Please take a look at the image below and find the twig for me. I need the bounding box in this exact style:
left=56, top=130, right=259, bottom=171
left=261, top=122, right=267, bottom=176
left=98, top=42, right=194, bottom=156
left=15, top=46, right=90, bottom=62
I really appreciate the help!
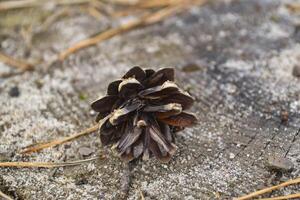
left=260, top=193, right=300, bottom=200
left=0, top=52, right=34, bottom=71
left=236, top=177, right=300, bottom=200
left=0, top=0, right=93, bottom=11
left=58, top=0, right=207, bottom=60
left=119, top=162, right=132, bottom=199
left=0, top=190, right=13, bottom=200
left=0, top=157, right=100, bottom=168
left=20, top=124, right=98, bottom=154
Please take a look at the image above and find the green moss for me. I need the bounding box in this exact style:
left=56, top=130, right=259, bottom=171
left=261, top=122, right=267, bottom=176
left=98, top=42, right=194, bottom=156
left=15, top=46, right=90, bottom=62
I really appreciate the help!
left=79, top=92, right=87, bottom=101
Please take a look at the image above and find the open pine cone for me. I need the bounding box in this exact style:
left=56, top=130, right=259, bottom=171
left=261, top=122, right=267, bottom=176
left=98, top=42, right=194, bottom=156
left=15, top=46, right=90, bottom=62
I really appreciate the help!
left=91, top=67, right=197, bottom=162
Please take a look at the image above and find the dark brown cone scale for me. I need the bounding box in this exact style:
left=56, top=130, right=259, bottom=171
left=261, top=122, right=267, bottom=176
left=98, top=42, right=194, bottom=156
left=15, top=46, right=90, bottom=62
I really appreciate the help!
left=91, top=66, right=197, bottom=162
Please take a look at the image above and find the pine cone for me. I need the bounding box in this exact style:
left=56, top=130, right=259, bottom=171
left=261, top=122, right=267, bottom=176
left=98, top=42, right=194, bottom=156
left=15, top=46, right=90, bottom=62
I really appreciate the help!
left=91, top=67, right=197, bottom=162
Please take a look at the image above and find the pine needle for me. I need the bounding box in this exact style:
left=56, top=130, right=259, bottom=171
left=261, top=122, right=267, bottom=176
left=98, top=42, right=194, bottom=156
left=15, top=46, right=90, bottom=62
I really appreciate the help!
left=58, top=12, right=145, bottom=60
left=136, top=0, right=184, bottom=8
left=0, top=52, right=34, bottom=71
left=20, top=124, right=98, bottom=154
left=0, top=190, right=13, bottom=200
left=112, top=0, right=185, bottom=8
left=139, top=188, right=145, bottom=200
left=0, top=157, right=101, bottom=168
left=236, top=177, right=300, bottom=200
left=58, top=0, right=207, bottom=60
left=260, top=193, right=300, bottom=200
left=0, top=0, right=93, bottom=11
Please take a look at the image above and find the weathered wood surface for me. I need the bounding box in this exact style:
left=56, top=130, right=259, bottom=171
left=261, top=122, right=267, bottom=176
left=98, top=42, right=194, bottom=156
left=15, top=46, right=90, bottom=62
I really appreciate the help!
left=0, top=0, right=300, bottom=199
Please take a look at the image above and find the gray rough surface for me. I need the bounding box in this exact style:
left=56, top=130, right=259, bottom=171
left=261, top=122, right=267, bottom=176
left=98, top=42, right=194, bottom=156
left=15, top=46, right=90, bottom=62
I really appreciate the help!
left=0, top=0, right=300, bottom=199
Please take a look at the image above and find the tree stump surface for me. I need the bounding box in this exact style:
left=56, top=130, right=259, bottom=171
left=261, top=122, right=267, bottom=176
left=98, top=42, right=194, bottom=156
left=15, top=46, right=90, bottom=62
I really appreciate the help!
left=0, top=0, right=299, bottom=199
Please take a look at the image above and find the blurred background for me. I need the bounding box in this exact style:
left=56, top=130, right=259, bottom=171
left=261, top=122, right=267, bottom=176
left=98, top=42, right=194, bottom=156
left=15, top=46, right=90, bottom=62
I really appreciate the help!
left=0, top=0, right=207, bottom=73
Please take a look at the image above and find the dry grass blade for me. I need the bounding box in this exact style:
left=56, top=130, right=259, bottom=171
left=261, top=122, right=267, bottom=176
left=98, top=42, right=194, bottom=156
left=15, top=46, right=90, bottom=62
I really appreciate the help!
left=0, top=157, right=100, bottom=168
left=110, top=0, right=183, bottom=8
left=142, top=4, right=184, bottom=25
left=111, top=7, right=142, bottom=18
left=286, top=3, right=300, bottom=12
left=85, top=6, right=103, bottom=20
left=107, top=0, right=141, bottom=6
left=260, top=193, right=300, bottom=200
left=236, top=177, right=300, bottom=200
left=40, top=8, right=71, bottom=30
left=59, top=13, right=143, bottom=60
left=0, top=0, right=93, bottom=11
left=0, top=190, right=13, bottom=200
left=136, top=0, right=184, bottom=8
left=21, top=124, right=98, bottom=154
left=58, top=0, right=207, bottom=60
left=109, top=0, right=189, bottom=7
left=0, top=52, right=34, bottom=71
left=0, top=0, right=36, bottom=10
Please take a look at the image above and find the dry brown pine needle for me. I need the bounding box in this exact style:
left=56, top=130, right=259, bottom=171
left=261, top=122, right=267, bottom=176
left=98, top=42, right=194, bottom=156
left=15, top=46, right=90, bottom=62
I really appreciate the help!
left=58, top=6, right=179, bottom=60
left=0, top=52, right=34, bottom=71
left=21, top=124, right=98, bottom=154
left=136, top=0, right=185, bottom=8
left=259, top=193, right=300, bottom=200
left=58, top=0, right=208, bottom=60
left=0, top=157, right=101, bottom=168
left=236, top=177, right=300, bottom=200
left=0, top=0, right=93, bottom=11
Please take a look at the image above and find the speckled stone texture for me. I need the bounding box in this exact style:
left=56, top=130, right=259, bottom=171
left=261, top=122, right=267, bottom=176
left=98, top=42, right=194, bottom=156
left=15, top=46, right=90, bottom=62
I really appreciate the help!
left=0, top=0, right=300, bottom=199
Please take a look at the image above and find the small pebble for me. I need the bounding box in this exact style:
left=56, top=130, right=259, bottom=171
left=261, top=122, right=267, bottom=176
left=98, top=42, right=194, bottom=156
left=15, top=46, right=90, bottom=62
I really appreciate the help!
left=35, top=79, right=44, bottom=89
left=292, top=65, right=300, bottom=78
left=78, top=147, right=94, bottom=157
left=223, top=83, right=238, bottom=94
left=9, top=86, right=20, bottom=97
left=75, top=178, right=88, bottom=185
left=267, top=155, right=294, bottom=172
left=229, top=153, right=235, bottom=159
left=280, top=110, right=289, bottom=123
left=90, top=110, right=96, bottom=116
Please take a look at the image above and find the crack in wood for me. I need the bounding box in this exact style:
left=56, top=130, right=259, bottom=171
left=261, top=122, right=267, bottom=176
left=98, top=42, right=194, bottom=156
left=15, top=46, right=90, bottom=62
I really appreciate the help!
left=284, top=127, right=300, bottom=157
left=251, top=124, right=282, bottom=166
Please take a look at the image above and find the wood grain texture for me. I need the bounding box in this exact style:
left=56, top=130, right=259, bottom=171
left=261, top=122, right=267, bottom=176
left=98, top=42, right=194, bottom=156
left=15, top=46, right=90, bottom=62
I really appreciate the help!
left=0, top=0, right=299, bottom=199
